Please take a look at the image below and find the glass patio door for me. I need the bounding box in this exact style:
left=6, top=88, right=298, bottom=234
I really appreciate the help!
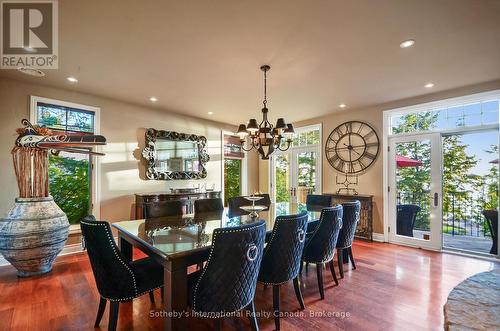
left=271, top=147, right=320, bottom=203
left=388, top=133, right=442, bottom=250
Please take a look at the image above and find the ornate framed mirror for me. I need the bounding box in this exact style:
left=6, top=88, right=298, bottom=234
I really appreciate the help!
left=142, top=129, right=209, bottom=180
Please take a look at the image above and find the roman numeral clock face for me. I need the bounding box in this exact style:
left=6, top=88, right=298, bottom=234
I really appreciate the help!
left=325, top=121, right=380, bottom=174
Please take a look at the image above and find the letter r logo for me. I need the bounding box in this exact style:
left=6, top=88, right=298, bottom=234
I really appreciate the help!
left=2, top=1, right=54, bottom=54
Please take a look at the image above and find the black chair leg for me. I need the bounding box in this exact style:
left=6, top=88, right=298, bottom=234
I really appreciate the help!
left=299, top=261, right=303, bottom=275
left=306, top=262, right=309, bottom=272
left=293, top=277, right=305, bottom=310
left=148, top=291, right=155, bottom=304
left=247, top=300, right=259, bottom=331
left=328, top=260, right=339, bottom=286
left=273, top=285, right=281, bottom=330
left=108, top=301, right=120, bottom=331
left=94, top=297, right=107, bottom=327
left=337, top=248, right=344, bottom=279
left=348, top=247, right=356, bottom=270
left=316, top=263, right=324, bottom=300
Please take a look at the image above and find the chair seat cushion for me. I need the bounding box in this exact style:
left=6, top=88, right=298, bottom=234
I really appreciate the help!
left=130, top=258, right=164, bottom=295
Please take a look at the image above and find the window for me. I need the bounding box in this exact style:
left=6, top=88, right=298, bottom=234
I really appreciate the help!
left=224, top=135, right=244, bottom=206
left=31, top=96, right=100, bottom=226
left=390, top=99, right=499, bottom=135
left=292, top=126, right=320, bottom=147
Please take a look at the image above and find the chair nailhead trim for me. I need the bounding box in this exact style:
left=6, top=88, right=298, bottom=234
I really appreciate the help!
left=81, top=220, right=139, bottom=300
left=102, top=285, right=164, bottom=302
left=192, top=222, right=264, bottom=315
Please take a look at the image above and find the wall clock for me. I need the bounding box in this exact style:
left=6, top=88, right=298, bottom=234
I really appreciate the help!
left=325, top=121, right=380, bottom=174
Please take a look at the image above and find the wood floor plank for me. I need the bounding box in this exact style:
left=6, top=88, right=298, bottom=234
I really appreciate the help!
left=0, top=242, right=497, bottom=331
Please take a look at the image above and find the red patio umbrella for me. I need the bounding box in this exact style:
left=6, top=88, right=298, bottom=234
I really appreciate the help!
left=489, top=158, right=498, bottom=164
left=396, top=155, right=422, bottom=167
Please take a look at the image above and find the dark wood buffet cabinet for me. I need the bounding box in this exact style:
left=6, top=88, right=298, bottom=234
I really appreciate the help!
left=135, top=191, right=222, bottom=219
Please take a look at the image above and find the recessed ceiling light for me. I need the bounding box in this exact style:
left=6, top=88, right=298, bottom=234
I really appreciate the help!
left=339, top=104, right=347, bottom=108
left=67, top=76, right=78, bottom=83
left=17, top=67, right=45, bottom=77
left=424, top=82, right=434, bottom=88
left=149, top=97, right=158, bottom=102
left=399, top=39, right=415, bottom=48
left=207, top=111, right=214, bottom=115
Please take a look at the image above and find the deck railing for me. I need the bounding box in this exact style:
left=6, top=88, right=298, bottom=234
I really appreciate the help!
left=397, top=191, right=493, bottom=238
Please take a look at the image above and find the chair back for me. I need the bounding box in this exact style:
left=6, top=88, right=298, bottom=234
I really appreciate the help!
left=143, top=200, right=184, bottom=218
left=337, top=201, right=361, bottom=248
left=194, top=198, right=224, bottom=214
left=258, top=212, right=308, bottom=284
left=192, top=221, right=266, bottom=314
left=306, top=194, right=333, bottom=210
left=483, top=210, right=498, bottom=254
left=396, top=204, right=421, bottom=237
left=80, top=215, right=137, bottom=301
left=303, top=206, right=343, bottom=263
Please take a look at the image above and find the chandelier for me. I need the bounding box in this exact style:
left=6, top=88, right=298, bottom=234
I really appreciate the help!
left=236, top=65, right=295, bottom=160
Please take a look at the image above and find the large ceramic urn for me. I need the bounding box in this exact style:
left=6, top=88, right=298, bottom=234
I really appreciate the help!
left=1, top=119, right=105, bottom=277
left=0, top=197, right=69, bottom=277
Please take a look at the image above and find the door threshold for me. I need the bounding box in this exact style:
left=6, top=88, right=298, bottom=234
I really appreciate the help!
left=442, top=247, right=499, bottom=262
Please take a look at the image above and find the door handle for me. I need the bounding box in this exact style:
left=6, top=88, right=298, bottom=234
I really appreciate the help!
left=434, top=192, right=439, bottom=207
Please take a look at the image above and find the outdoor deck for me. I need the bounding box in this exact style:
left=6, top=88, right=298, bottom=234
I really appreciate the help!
left=413, top=230, right=494, bottom=254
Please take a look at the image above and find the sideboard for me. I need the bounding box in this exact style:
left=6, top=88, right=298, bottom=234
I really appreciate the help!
left=135, top=191, right=222, bottom=219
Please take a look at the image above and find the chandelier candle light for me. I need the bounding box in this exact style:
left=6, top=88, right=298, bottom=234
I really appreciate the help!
left=237, top=65, right=295, bottom=160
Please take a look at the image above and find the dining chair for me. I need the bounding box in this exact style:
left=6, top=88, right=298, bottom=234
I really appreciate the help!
left=301, top=205, right=343, bottom=299
left=80, top=215, right=163, bottom=331
left=142, top=200, right=184, bottom=218
left=187, top=220, right=266, bottom=331
left=257, top=212, right=308, bottom=330
left=482, top=210, right=498, bottom=255
left=194, top=198, right=224, bottom=213
left=306, top=194, right=333, bottom=210
left=396, top=204, right=421, bottom=237
left=336, top=201, right=361, bottom=278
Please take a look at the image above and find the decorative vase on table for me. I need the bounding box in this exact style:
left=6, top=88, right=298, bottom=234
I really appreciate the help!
left=0, top=119, right=106, bottom=277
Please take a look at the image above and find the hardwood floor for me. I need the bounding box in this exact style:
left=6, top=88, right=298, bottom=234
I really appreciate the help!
left=0, top=241, right=498, bottom=331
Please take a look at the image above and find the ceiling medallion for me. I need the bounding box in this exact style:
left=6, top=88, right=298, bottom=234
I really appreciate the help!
left=236, top=65, right=295, bottom=160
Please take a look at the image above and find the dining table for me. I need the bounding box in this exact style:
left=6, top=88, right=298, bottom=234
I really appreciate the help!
left=112, top=202, right=322, bottom=331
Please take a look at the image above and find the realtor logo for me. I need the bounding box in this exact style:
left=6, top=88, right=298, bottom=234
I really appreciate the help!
left=1, top=0, right=58, bottom=69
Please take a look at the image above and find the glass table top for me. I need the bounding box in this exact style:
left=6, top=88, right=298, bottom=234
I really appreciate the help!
left=112, top=202, right=322, bottom=259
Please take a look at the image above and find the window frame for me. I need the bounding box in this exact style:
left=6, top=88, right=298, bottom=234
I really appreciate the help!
left=221, top=131, right=248, bottom=204
left=30, top=96, right=101, bottom=232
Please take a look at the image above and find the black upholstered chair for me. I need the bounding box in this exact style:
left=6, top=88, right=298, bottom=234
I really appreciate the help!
left=301, top=206, right=343, bottom=299
left=483, top=210, right=498, bottom=255
left=142, top=200, right=184, bottom=218
left=396, top=204, right=421, bottom=237
left=336, top=201, right=361, bottom=278
left=228, top=194, right=271, bottom=217
left=306, top=194, right=333, bottom=210
left=188, top=220, right=266, bottom=330
left=258, top=212, right=308, bottom=330
left=80, top=216, right=163, bottom=331
left=194, top=198, right=224, bottom=214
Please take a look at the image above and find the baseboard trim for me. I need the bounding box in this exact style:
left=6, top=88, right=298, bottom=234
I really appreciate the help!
left=0, top=242, right=84, bottom=268
left=372, top=232, right=385, bottom=242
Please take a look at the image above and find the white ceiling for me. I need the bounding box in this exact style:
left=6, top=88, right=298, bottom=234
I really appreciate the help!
left=2, top=0, right=500, bottom=125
